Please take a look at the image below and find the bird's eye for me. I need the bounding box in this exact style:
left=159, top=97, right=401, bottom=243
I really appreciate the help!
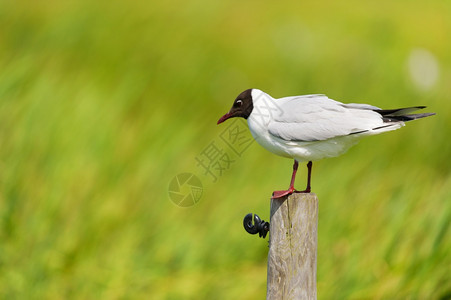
left=235, top=100, right=243, bottom=107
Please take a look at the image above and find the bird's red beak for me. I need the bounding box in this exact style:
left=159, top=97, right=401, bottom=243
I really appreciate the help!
left=217, top=112, right=232, bottom=124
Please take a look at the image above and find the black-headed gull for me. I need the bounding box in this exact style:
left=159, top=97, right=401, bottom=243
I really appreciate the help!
left=217, top=89, right=435, bottom=198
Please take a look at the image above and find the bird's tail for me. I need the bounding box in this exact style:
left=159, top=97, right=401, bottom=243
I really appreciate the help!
left=375, top=106, right=436, bottom=122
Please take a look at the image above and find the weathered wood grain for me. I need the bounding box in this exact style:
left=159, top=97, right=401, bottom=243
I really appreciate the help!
left=267, top=193, right=318, bottom=300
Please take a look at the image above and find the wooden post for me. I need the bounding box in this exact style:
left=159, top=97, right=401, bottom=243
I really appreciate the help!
left=267, top=193, right=318, bottom=300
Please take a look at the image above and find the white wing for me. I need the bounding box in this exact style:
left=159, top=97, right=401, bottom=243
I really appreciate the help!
left=268, top=95, right=385, bottom=141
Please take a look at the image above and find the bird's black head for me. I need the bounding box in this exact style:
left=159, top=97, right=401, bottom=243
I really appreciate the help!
left=217, top=89, right=254, bottom=124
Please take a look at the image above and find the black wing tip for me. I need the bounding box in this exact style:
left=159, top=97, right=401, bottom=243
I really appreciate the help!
left=411, top=112, right=436, bottom=119
left=405, top=112, right=436, bottom=120
left=383, top=112, right=436, bottom=122
left=376, top=106, right=427, bottom=116
left=375, top=105, right=435, bottom=122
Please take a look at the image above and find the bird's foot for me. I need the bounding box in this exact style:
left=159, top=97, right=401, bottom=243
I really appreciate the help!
left=271, top=187, right=311, bottom=199
left=271, top=189, right=293, bottom=199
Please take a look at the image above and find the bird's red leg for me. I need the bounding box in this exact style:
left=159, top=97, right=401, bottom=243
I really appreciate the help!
left=272, top=160, right=299, bottom=199
left=272, top=160, right=312, bottom=199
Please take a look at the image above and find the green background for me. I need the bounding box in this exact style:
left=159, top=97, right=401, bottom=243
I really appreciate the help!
left=1, top=0, right=450, bottom=299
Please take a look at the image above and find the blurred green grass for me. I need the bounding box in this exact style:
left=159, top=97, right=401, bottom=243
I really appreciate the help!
left=0, top=0, right=450, bottom=299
